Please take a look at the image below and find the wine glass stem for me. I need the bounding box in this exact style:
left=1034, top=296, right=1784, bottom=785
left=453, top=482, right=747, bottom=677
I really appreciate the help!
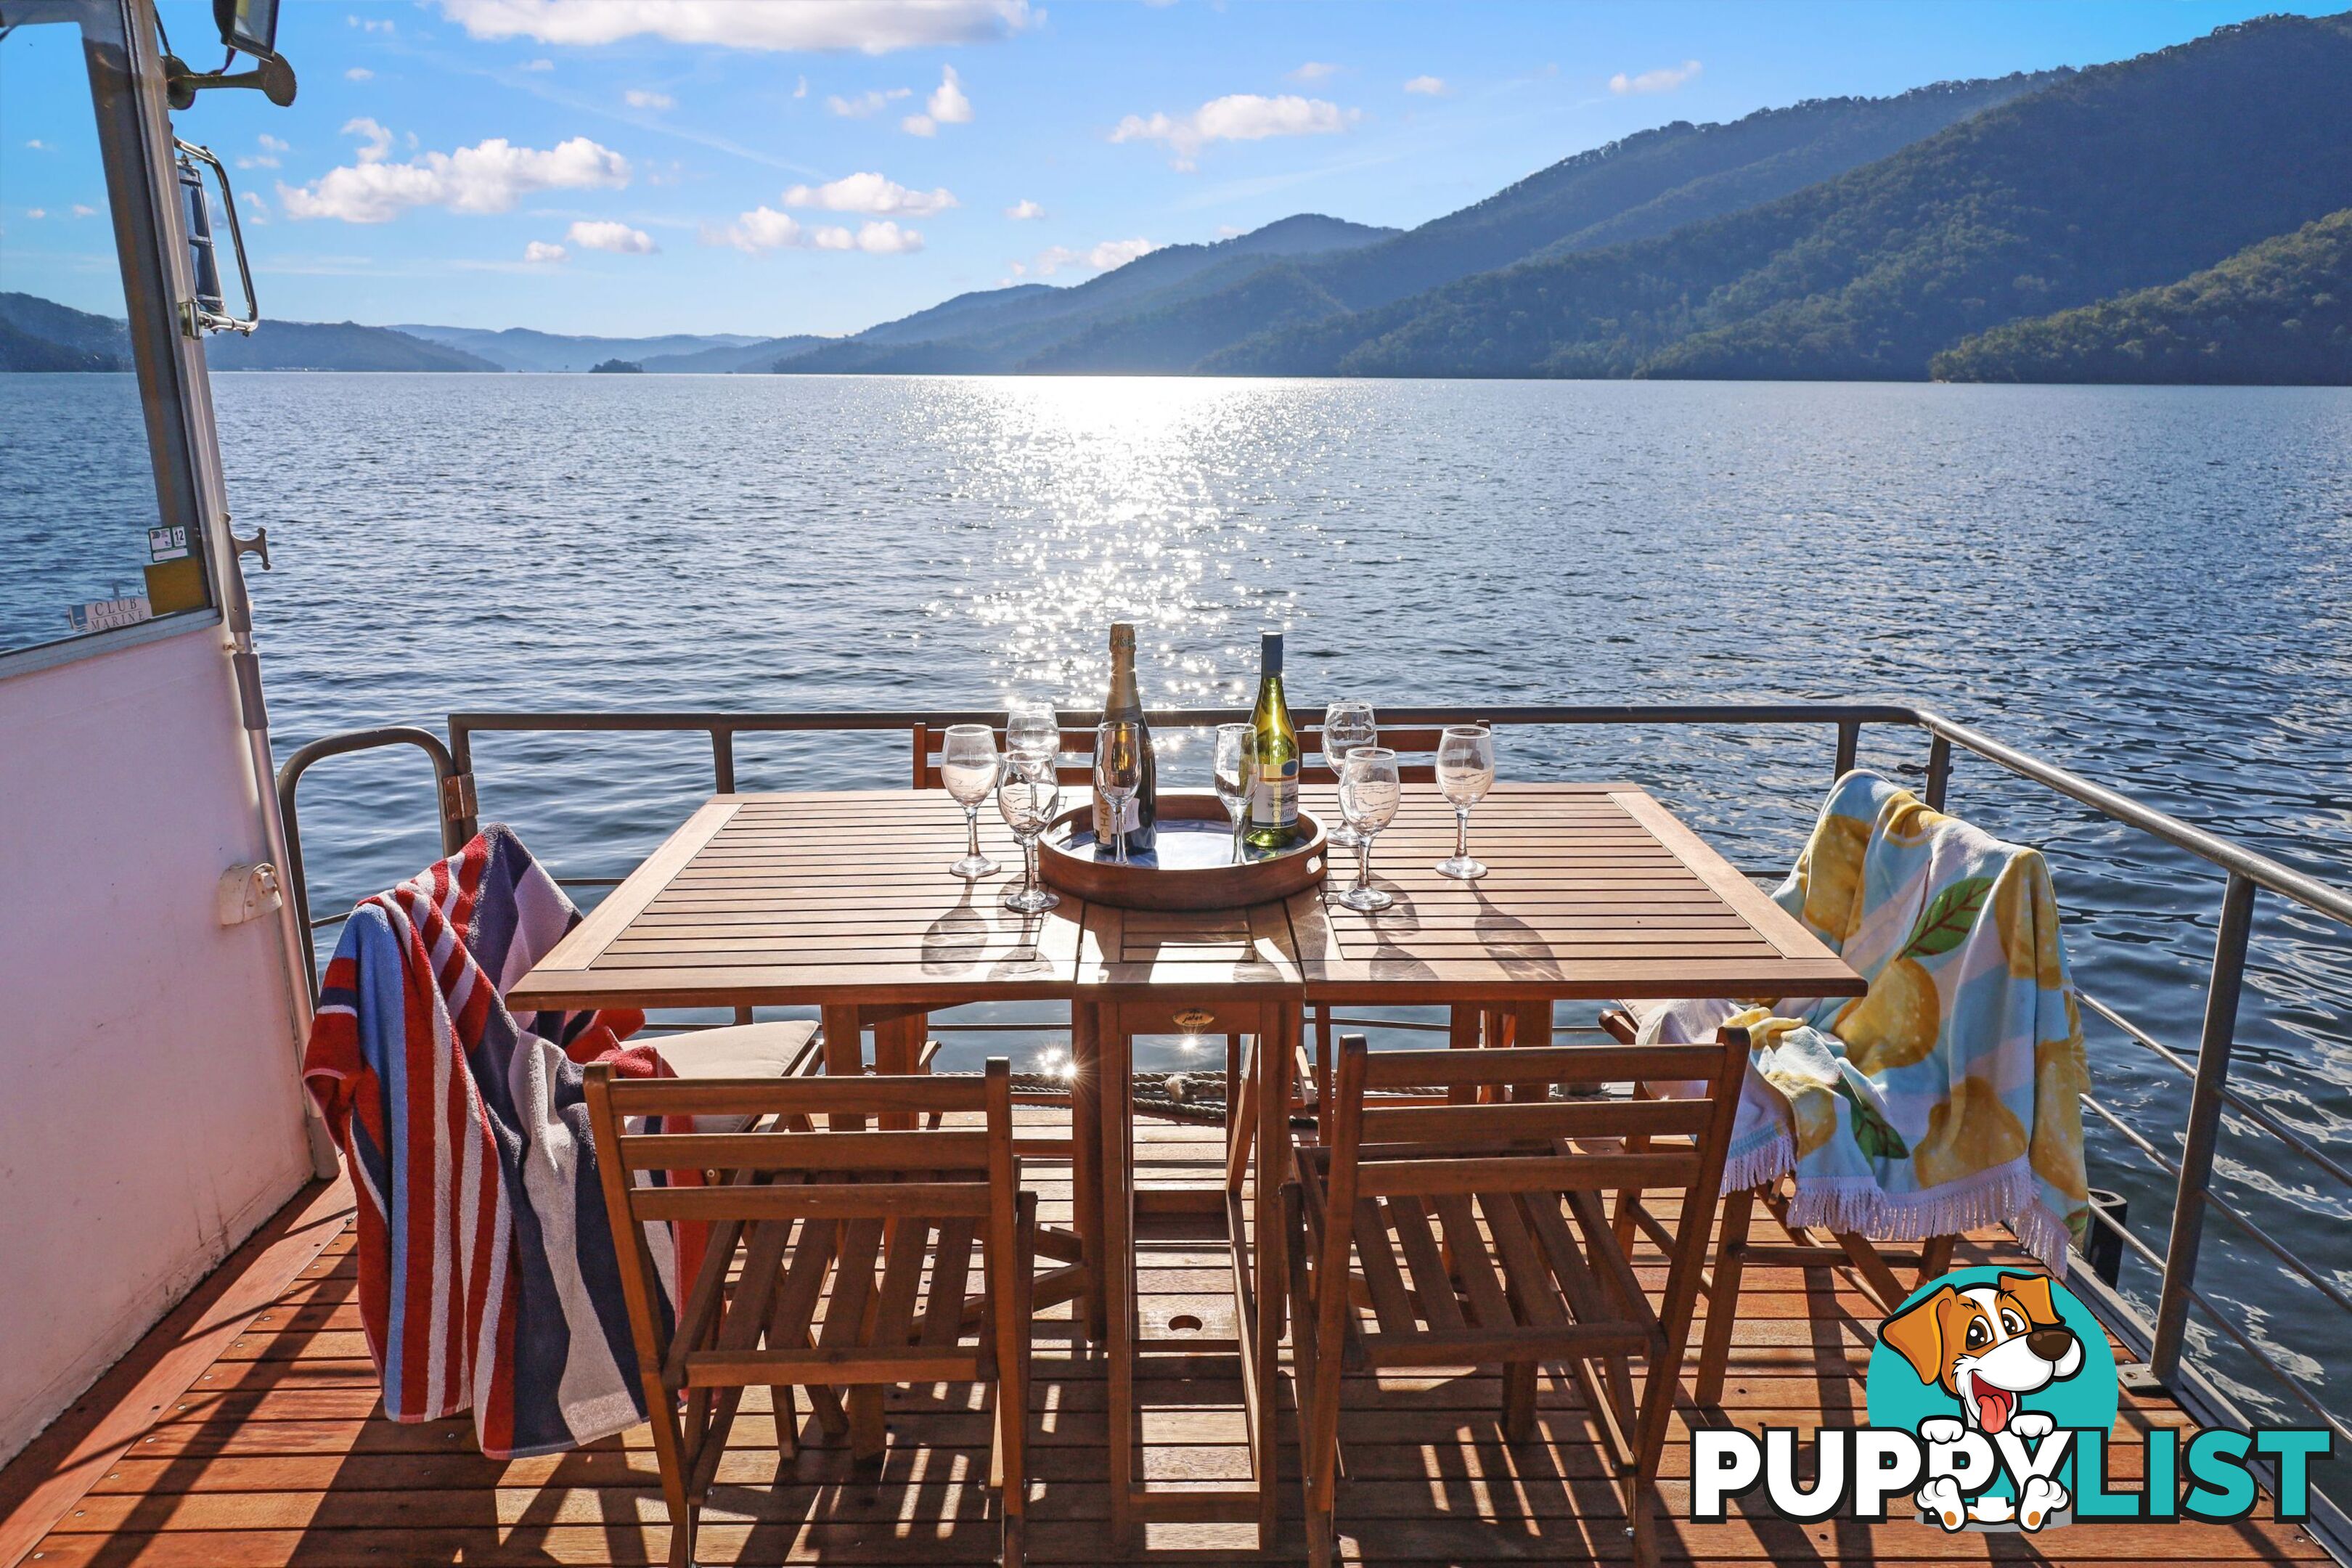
left=1453, top=805, right=1471, bottom=864
left=1355, top=834, right=1373, bottom=894
left=965, top=804, right=982, bottom=862
left=1022, top=833, right=1039, bottom=898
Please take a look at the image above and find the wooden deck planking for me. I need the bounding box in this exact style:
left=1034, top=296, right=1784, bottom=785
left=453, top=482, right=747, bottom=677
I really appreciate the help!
left=9, top=1117, right=2324, bottom=1568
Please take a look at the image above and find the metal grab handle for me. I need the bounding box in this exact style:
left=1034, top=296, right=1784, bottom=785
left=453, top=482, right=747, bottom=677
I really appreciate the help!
left=171, top=139, right=258, bottom=335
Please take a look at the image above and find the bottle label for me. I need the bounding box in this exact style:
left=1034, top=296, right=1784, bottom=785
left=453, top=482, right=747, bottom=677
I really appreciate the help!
left=1093, top=795, right=1139, bottom=840
left=1250, top=767, right=1298, bottom=828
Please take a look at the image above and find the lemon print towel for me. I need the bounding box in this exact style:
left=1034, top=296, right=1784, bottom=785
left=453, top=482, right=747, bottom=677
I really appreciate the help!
left=1638, top=770, right=2089, bottom=1272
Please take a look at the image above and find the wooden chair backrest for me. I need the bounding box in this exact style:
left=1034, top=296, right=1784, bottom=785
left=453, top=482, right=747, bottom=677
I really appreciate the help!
left=1323, top=1035, right=1751, bottom=1205
left=585, top=1062, right=1016, bottom=1379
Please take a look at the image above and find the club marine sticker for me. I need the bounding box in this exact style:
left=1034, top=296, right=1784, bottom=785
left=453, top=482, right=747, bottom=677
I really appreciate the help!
left=1691, top=1266, right=2332, bottom=1532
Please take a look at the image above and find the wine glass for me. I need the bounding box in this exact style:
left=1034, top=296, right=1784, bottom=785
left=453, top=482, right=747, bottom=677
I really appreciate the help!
left=1005, top=701, right=1061, bottom=775
left=939, top=723, right=1000, bottom=881
left=1334, top=748, right=1401, bottom=912
left=1094, top=718, right=1145, bottom=867
left=997, top=761, right=1062, bottom=914
left=1321, top=701, right=1378, bottom=849
left=1212, top=722, right=1254, bottom=864
left=1434, top=724, right=1495, bottom=880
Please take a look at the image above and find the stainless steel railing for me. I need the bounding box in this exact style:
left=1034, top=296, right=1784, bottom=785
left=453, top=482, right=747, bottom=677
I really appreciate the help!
left=273, top=700, right=2352, bottom=1560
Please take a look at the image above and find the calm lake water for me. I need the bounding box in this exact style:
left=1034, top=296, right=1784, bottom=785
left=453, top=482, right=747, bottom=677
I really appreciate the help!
left=19, top=371, right=2352, bottom=1431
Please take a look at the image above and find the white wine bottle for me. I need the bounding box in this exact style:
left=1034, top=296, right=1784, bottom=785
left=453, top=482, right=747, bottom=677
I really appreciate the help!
left=1092, top=622, right=1157, bottom=854
left=1244, top=630, right=1301, bottom=852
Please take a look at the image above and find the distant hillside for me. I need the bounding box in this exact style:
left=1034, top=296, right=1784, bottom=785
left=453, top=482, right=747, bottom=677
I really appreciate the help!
left=0, top=292, right=130, bottom=369
left=206, top=321, right=501, bottom=372
left=772, top=214, right=1399, bottom=373
left=1932, top=209, right=2352, bottom=384
left=637, top=335, right=829, bottom=372
left=396, top=323, right=769, bottom=372
left=772, top=78, right=2054, bottom=377
left=1215, top=11, right=2352, bottom=379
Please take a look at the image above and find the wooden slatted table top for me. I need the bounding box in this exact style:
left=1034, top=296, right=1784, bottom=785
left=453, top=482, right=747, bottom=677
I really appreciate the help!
left=505, top=783, right=1860, bottom=1011
left=1289, top=781, right=1863, bottom=1003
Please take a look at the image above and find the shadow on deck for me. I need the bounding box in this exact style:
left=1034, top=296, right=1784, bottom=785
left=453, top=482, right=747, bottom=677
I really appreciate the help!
left=1, top=1119, right=2329, bottom=1567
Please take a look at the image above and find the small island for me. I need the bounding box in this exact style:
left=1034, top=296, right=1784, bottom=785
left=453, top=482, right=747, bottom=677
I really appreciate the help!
left=589, top=358, right=642, bottom=374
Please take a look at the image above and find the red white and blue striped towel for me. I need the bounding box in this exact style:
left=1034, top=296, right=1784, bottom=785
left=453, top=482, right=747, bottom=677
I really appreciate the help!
left=303, top=825, right=697, bottom=1458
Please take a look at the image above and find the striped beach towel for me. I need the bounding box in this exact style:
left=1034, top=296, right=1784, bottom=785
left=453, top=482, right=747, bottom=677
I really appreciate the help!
left=303, top=825, right=698, bottom=1458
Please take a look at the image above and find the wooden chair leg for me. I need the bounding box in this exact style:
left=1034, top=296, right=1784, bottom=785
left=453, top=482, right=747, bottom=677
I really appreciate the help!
left=1501, top=1360, right=1537, bottom=1443
left=666, top=1498, right=701, bottom=1568
left=1919, top=1232, right=1956, bottom=1285
left=1695, top=1185, right=1754, bottom=1408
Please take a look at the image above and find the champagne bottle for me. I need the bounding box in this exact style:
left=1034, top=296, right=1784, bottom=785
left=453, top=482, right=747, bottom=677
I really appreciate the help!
left=1244, top=630, right=1302, bottom=852
left=1093, top=622, right=1157, bottom=855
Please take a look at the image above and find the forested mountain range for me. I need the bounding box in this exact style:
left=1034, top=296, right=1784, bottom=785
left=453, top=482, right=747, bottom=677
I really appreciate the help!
left=772, top=74, right=2058, bottom=375
left=12, top=14, right=2348, bottom=384
left=1932, top=209, right=2352, bottom=384
left=1207, top=11, right=2352, bottom=379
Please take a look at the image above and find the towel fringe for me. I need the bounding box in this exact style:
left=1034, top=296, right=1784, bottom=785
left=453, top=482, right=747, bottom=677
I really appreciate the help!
left=1720, top=1153, right=2073, bottom=1280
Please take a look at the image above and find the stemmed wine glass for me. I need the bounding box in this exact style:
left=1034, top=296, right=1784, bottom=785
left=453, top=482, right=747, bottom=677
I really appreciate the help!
left=1005, top=701, right=1061, bottom=775
left=1334, top=747, right=1401, bottom=912
left=1435, top=724, right=1495, bottom=880
left=1095, top=718, right=1146, bottom=867
left=939, top=723, right=1000, bottom=881
left=1212, top=722, right=1254, bottom=864
left=1321, top=701, right=1377, bottom=849
left=997, top=760, right=1061, bottom=914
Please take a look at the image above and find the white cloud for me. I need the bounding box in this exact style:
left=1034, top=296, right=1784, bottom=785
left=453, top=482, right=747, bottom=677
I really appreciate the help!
left=1403, top=75, right=1445, bottom=95
left=25, top=208, right=47, bottom=219
left=1005, top=198, right=1045, bottom=220
left=521, top=57, right=554, bottom=70
left=348, top=14, right=394, bottom=33
left=902, top=63, right=971, bottom=135
left=24, top=139, right=48, bottom=150
left=1289, top=61, right=1339, bottom=82
left=624, top=88, right=673, bottom=110
left=524, top=239, right=566, bottom=262
left=828, top=86, right=910, bottom=118
left=346, top=67, right=375, bottom=80
left=566, top=218, right=658, bottom=253
left=237, top=133, right=291, bottom=169
left=1609, top=59, right=1701, bottom=94
left=1029, top=236, right=1159, bottom=276
left=794, top=75, right=808, bottom=98
left=438, top=0, right=1033, bottom=53
left=783, top=171, right=956, bottom=216
left=1111, top=94, right=1356, bottom=170
left=712, top=205, right=924, bottom=253
left=278, top=121, right=628, bottom=222
left=72, top=203, right=99, bottom=218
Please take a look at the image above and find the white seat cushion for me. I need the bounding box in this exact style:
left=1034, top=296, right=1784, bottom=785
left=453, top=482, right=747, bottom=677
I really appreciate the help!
left=648, top=1019, right=819, bottom=1134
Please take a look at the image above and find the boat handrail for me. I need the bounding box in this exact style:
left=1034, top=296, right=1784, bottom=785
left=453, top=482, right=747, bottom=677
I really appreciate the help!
left=272, top=699, right=2352, bottom=1556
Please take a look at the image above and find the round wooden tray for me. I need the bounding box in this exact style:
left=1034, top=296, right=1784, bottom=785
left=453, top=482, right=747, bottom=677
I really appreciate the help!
left=1039, top=789, right=1328, bottom=911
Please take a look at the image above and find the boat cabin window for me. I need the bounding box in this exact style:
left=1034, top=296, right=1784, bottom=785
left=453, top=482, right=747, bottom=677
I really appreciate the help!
left=0, top=7, right=213, bottom=666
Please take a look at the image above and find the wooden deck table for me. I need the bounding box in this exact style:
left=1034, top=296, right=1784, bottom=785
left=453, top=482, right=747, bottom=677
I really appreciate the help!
left=505, top=780, right=1862, bottom=1559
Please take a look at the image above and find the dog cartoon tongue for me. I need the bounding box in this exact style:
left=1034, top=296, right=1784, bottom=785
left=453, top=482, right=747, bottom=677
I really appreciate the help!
left=1967, top=1372, right=2016, bottom=1434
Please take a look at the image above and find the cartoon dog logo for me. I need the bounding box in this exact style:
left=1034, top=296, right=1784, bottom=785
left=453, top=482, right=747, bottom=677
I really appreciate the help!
left=1879, top=1272, right=2083, bottom=1530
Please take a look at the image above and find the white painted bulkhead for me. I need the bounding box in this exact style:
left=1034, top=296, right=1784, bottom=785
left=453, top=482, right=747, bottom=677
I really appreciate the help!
left=0, top=621, right=315, bottom=1466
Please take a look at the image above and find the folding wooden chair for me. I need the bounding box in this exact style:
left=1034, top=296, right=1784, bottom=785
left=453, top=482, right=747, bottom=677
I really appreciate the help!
left=1598, top=1007, right=1953, bottom=1406
left=1286, top=1029, right=1751, bottom=1568
left=584, top=1057, right=1039, bottom=1568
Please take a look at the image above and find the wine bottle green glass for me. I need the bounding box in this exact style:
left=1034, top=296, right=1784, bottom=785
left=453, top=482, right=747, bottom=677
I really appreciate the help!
left=939, top=722, right=1000, bottom=881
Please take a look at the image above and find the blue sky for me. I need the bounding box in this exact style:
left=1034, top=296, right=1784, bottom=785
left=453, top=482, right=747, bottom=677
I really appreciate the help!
left=4, top=0, right=2338, bottom=338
